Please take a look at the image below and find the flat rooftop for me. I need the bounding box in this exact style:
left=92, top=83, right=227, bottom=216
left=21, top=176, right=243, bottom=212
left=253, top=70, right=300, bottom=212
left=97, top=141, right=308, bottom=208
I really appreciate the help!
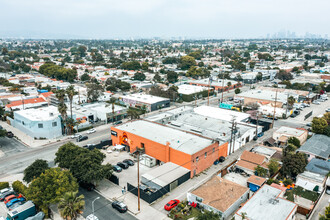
left=237, top=89, right=290, bottom=103
left=193, top=105, right=250, bottom=122
left=122, top=93, right=169, bottom=104
left=275, top=126, right=306, bottom=137
left=166, top=112, right=252, bottom=143
left=188, top=79, right=238, bottom=87
left=114, top=120, right=213, bottom=155
left=15, top=106, right=59, bottom=121
left=177, top=84, right=207, bottom=95
left=191, top=176, right=248, bottom=212
left=142, top=162, right=190, bottom=188
left=236, top=184, right=297, bottom=220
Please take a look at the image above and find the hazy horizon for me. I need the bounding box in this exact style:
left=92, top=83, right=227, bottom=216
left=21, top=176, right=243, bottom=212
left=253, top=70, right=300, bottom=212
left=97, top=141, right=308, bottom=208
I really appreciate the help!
left=1, top=0, right=329, bottom=39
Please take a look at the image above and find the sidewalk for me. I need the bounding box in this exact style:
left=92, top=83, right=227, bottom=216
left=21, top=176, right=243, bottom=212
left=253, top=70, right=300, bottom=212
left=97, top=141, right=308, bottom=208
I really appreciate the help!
left=95, top=179, right=170, bottom=220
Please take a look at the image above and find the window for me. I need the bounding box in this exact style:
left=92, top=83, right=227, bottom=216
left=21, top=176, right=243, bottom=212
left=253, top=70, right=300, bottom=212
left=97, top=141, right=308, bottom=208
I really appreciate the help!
left=52, top=122, right=57, bottom=127
left=196, top=197, right=203, bottom=202
left=38, top=123, right=43, bottom=128
left=213, top=148, right=215, bottom=153
left=196, top=156, right=199, bottom=162
left=204, top=152, right=207, bottom=158
left=141, top=143, right=145, bottom=148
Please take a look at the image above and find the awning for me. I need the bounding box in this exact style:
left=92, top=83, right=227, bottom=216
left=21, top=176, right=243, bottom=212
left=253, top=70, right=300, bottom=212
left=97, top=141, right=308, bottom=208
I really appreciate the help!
left=265, top=137, right=275, bottom=145
left=114, top=145, right=125, bottom=150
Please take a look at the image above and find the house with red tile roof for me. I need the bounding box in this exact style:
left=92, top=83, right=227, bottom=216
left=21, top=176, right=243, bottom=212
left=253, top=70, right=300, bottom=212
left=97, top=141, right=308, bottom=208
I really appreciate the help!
left=5, top=97, right=48, bottom=111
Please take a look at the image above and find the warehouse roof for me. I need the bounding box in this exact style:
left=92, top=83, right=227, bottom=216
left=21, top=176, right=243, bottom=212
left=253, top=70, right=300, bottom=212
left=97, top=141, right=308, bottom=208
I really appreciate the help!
left=122, top=93, right=169, bottom=104
left=142, top=162, right=190, bottom=188
left=177, top=84, right=207, bottom=95
left=114, top=120, right=214, bottom=155
left=194, top=105, right=250, bottom=122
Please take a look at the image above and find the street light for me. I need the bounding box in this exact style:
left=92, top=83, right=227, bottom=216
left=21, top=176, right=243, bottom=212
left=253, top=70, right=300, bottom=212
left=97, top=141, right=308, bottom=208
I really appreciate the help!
left=92, top=197, right=100, bottom=217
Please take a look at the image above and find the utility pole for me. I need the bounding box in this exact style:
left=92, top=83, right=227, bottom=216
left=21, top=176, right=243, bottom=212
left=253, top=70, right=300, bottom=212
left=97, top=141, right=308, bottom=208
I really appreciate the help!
left=272, top=89, right=278, bottom=128
left=229, top=116, right=237, bottom=155
left=207, top=76, right=212, bottom=106
left=255, top=110, right=259, bottom=138
left=221, top=72, right=225, bottom=103
left=137, top=151, right=140, bottom=211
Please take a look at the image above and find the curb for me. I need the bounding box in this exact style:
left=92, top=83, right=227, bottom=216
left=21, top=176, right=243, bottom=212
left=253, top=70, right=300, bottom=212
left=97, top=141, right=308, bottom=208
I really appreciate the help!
left=93, top=188, right=139, bottom=216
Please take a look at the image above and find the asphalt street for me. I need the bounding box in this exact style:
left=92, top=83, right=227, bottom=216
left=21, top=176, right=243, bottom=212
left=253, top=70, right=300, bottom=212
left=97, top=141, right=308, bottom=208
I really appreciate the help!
left=0, top=137, right=28, bottom=156
left=0, top=127, right=111, bottom=178
left=79, top=188, right=137, bottom=220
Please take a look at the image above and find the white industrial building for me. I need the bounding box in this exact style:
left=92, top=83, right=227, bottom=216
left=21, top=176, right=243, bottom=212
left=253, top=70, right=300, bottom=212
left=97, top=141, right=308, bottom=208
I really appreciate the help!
left=9, top=106, right=62, bottom=139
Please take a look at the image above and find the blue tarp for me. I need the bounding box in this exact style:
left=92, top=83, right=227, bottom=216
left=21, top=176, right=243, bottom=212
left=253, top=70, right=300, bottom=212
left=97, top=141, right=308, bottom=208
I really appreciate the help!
left=37, top=89, right=48, bottom=93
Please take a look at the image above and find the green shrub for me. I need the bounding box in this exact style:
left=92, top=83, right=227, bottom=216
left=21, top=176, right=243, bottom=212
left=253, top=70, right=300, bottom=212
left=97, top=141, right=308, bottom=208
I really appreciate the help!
left=0, top=182, right=9, bottom=190
left=12, top=180, right=27, bottom=195
left=283, top=178, right=293, bottom=186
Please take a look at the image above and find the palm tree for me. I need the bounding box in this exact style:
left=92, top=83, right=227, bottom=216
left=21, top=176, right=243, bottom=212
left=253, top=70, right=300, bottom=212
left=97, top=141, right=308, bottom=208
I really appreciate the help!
left=108, top=97, right=117, bottom=122
left=227, top=81, right=232, bottom=92
left=58, top=102, right=68, bottom=135
left=127, top=108, right=140, bottom=120
left=55, top=89, right=66, bottom=104
left=287, top=96, right=296, bottom=109
left=58, top=191, right=85, bottom=220
left=66, top=85, right=77, bottom=119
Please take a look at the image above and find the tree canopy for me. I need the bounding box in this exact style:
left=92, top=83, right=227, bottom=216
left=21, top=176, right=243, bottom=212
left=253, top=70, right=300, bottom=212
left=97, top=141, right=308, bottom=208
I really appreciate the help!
left=55, top=142, right=113, bottom=184
left=133, top=72, right=146, bottom=81
left=23, top=159, right=49, bottom=183
left=121, top=60, right=141, bottom=70
left=25, top=168, right=78, bottom=216
left=39, top=62, right=77, bottom=82
left=178, top=56, right=196, bottom=70
left=312, top=117, right=328, bottom=134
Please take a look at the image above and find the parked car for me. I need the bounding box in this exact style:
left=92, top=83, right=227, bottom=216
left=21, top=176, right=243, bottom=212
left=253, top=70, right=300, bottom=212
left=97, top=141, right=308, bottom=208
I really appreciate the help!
left=290, top=113, right=297, bottom=118
left=123, top=159, right=134, bottom=166
left=257, top=132, right=264, bottom=137
left=112, top=201, right=128, bottom=213
left=302, top=103, right=310, bottom=107
left=0, top=190, right=15, bottom=201
left=76, top=136, right=88, bottom=142
left=87, top=128, right=96, bottom=134
left=79, top=182, right=96, bottom=191
left=117, top=162, right=129, bottom=169
left=70, top=133, right=81, bottom=139
left=113, top=165, right=122, bottom=173
left=326, top=107, right=330, bottom=112
left=306, top=122, right=312, bottom=127
left=294, top=110, right=300, bottom=115
left=4, top=195, right=17, bottom=204
left=312, top=101, right=320, bottom=105
left=318, top=99, right=325, bottom=102
left=8, top=201, right=24, bottom=211
left=83, top=144, right=96, bottom=150
left=6, top=197, right=25, bottom=208
left=0, top=188, right=13, bottom=197
left=7, top=131, right=14, bottom=138
left=164, top=199, right=180, bottom=211
left=114, top=121, right=122, bottom=125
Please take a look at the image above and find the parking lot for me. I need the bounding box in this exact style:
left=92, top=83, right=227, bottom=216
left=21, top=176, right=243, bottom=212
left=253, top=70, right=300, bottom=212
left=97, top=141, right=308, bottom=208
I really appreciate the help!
left=101, top=148, right=154, bottom=188
left=285, top=97, right=330, bottom=125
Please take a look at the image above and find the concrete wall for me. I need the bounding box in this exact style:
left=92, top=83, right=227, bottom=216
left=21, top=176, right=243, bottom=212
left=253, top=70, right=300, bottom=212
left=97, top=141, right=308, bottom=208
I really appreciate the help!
left=12, top=113, right=62, bottom=139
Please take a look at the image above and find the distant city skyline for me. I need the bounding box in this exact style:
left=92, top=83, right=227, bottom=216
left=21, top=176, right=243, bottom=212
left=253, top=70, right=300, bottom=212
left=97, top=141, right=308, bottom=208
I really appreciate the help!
left=0, top=0, right=329, bottom=39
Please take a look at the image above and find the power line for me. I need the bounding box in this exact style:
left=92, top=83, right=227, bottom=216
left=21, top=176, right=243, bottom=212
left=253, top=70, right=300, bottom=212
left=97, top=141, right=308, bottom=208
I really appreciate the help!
left=92, top=144, right=228, bottom=213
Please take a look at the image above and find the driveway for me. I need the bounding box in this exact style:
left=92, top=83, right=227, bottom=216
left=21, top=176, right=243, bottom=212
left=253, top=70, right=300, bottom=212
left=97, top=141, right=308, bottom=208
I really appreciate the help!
left=79, top=188, right=137, bottom=220
left=310, top=192, right=330, bottom=220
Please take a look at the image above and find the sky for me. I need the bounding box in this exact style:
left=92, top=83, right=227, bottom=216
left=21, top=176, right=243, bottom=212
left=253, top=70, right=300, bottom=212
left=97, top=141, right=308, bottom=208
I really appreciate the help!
left=0, top=0, right=329, bottom=39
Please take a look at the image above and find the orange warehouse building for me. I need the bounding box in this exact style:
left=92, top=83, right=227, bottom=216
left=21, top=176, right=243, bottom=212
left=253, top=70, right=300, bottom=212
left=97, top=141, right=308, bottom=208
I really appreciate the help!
left=111, top=120, right=228, bottom=178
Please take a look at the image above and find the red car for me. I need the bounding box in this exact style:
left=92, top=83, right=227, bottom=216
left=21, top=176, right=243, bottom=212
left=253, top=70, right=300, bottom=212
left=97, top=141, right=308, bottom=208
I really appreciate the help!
left=164, top=199, right=180, bottom=211
left=4, top=194, right=23, bottom=204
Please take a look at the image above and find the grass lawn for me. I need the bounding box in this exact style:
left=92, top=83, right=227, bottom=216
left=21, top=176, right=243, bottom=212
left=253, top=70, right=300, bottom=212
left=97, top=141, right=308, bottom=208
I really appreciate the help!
left=285, top=186, right=319, bottom=202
